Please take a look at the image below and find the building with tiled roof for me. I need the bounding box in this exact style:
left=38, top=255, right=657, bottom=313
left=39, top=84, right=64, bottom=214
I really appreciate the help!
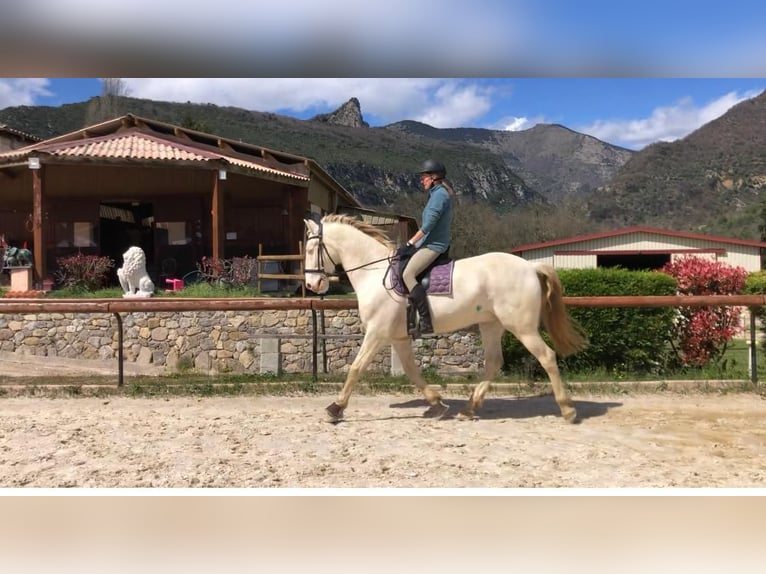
left=0, top=114, right=413, bottom=285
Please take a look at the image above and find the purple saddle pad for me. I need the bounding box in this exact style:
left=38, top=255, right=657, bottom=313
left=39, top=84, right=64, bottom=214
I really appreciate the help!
left=390, top=256, right=455, bottom=296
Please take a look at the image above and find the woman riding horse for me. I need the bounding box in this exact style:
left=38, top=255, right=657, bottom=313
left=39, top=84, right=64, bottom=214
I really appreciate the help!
left=396, top=159, right=456, bottom=337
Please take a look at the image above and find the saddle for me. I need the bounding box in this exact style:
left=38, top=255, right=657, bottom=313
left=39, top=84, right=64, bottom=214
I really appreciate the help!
left=392, top=250, right=454, bottom=296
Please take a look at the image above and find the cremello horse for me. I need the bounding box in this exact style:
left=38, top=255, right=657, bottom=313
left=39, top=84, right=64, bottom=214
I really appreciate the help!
left=304, top=214, right=587, bottom=423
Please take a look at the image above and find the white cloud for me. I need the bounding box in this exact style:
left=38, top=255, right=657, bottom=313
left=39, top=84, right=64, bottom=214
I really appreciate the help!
left=577, top=90, right=763, bottom=150
left=411, top=81, right=494, bottom=128
left=500, top=117, right=531, bottom=131
left=122, top=78, right=493, bottom=128
left=0, top=79, right=52, bottom=109
left=492, top=115, right=547, bottom=132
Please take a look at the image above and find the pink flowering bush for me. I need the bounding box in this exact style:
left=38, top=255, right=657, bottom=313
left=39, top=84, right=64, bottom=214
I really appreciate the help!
left=660, top=256, right=748, bottom=366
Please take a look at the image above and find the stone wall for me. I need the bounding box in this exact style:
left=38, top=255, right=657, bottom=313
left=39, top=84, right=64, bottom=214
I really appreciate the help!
left=0, top=309, right=486, bottom=376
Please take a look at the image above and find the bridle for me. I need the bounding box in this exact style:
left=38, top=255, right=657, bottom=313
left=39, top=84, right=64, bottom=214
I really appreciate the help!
left=304, top=221, right=397, bottom=283
left=304, top=221, right=342, bottom=279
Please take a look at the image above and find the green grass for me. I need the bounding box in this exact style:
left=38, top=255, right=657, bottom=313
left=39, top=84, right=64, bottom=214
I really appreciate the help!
left=38, top=283, right=358, bottom=299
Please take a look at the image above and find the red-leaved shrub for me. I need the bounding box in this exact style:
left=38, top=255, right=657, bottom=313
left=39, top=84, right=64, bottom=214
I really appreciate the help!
left=55, top=253, right=115, bottom=291
left=661, top=255, right=748, bottom=366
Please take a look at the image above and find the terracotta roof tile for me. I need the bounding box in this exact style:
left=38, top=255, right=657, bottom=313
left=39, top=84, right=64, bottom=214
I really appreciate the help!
left=53, top=133, right=210, bottom=161
left=0, top=124, right=41, bottom=142
left=0, top=130, right=309, bottom=181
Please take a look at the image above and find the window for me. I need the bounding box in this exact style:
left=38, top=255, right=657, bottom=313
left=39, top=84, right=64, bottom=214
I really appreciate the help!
left=156, top=222, right=189, bottom=246
left=73, top=222, right=95, bottom=247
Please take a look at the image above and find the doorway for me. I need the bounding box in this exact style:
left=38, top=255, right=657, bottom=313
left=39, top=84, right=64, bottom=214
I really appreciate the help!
left=597, top=253, right=671, bottom=271
left=99, top=202, right=154, bottom=284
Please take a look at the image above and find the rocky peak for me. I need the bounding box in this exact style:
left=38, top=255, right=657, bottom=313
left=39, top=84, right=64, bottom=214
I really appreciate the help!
left=311, top=97, right=369, bottom=128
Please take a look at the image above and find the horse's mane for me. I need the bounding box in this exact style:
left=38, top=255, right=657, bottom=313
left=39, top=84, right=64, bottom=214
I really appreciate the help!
left=322, top=213, right=395, bottom=249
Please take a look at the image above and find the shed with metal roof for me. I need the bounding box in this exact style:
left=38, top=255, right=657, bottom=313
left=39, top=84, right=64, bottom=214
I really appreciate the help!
left=510, top=226, right=766, bottom=272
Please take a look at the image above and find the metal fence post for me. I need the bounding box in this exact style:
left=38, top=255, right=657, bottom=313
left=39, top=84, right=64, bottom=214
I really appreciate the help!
left=750, top=307, right=758, bottom=386
left=311, top=307, right=318, bottom=384
left=113, top=312, right=124, bottom=387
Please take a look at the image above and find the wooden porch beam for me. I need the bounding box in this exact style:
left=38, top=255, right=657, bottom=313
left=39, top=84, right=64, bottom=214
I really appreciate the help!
left=31, top=167, right=44, bottom=281
left=211, top=171, right=224, bottom=260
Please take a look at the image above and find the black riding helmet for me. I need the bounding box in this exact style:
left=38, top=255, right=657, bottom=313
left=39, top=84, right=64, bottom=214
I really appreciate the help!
left=419, top=159, right=446, bottom=176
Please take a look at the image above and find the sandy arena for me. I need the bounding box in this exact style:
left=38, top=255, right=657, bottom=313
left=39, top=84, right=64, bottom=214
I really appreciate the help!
left=1, top=390, right=765, bottom=488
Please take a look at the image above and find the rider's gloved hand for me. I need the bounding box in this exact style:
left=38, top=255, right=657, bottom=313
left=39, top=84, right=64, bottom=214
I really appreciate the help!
left=396, top=243, right=417, bottom=258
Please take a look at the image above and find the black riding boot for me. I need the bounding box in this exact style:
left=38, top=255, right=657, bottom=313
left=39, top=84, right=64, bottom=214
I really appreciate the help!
left=409, top=284, right=433, bottom=336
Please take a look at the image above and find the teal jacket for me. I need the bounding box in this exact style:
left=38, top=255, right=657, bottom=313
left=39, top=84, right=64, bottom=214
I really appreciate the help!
left=418, top=183, right=453, bottom=254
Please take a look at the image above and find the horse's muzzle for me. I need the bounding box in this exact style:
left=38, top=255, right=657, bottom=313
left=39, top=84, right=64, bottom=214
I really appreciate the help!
left=305, top=274, right=329, bottom=294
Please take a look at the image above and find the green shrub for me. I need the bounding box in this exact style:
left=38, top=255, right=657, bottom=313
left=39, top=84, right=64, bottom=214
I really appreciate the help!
left=502, top=268, right=678, bottom=377
left=744, top=270, right=766, bottom=350
left=744, top=270, right=766, bottom=295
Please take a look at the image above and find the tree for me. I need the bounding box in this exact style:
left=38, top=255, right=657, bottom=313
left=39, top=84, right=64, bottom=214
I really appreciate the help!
left=180, top=113, right=211, bottom=133
left=101, top=78, right=130, bottom=97
left=660, top=255, right=748, bottom=366
left=84, top=78, right=131, bottom=126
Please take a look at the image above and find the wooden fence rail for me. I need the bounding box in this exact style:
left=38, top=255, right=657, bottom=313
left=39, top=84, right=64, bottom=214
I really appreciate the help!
left=1, top=295, right=764, bottom=386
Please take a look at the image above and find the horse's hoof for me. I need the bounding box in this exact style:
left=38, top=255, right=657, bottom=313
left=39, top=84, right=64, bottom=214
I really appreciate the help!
left=456, top=410, right=477, bottom=421
left=325, top=402, right=345, bottom=423
left=423, top=401, right=450, bottom=419
left=562, top=408, right=578, bottom=424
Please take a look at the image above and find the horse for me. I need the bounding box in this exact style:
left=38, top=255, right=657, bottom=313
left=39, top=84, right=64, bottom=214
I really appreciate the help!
left=304, top=214, right=587, bottom=423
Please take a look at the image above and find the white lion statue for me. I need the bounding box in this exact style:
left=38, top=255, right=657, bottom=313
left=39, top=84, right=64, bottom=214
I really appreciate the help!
left=117, top=246, right=155, bottom=298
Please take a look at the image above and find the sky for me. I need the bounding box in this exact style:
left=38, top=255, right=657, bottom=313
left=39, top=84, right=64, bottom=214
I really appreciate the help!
left=1, top=78, right=764, bottom=151
left=1, top=1, right=765, bottom=150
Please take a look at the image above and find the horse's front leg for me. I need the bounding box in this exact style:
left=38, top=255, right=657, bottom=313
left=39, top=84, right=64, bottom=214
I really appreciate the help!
left=325, top=332, right=386, bottom=423
left=458, top=320, right=505, bottom=420
left=391, top=339, right=449, bottom=419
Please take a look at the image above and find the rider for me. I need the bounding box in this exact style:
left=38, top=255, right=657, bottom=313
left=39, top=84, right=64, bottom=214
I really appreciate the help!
left=397, top=159, right=455, bottom=336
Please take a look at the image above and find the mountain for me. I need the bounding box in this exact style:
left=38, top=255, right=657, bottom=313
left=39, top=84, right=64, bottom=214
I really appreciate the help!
left=385, top=120, right=634, bottom=201
left=0, top=95, right=629, bottom=212
left=588, top=89, right=766, bottom=238
left=3, top=91, right=765, bottom=239
left=310, top=97, right=369, bottom=128
left=0, top=96, right=540, bottom=210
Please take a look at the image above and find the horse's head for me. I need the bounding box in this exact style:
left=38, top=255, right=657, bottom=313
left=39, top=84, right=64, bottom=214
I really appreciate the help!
left=303, top=218, right=338, bottom=294
left=304, top=214, right=394, bottom=295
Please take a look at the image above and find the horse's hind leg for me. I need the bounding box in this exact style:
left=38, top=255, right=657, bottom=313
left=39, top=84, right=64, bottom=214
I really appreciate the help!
left=326, top=332, right=385, bottom=423
left=458, top=320, right=504, bottom=420
left=391, top=339, right=449, bottom=419
left=514, top=331, right=577, bottom=423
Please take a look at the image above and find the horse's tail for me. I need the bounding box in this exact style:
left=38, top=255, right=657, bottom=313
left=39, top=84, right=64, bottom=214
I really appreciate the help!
left=534, top=263, right=588, bottom=357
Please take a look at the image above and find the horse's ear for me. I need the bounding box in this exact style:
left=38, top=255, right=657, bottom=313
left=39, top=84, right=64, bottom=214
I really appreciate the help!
left=304, top=219, right=318, bottom=235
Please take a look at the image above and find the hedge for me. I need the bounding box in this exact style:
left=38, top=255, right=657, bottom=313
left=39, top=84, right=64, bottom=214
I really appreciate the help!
left=502, top=268, right=678, bottom=377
